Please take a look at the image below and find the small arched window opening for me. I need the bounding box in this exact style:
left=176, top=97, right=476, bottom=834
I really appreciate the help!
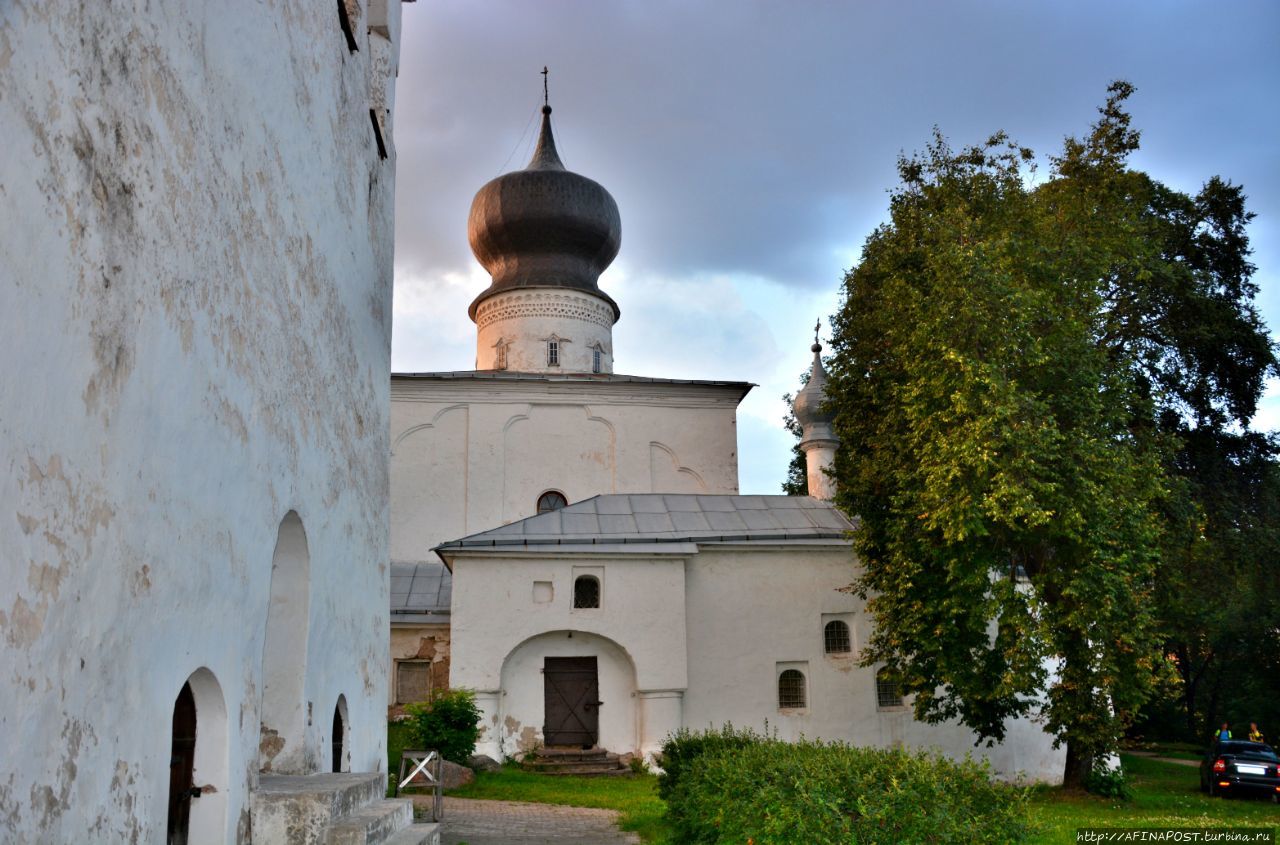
left=876, top=667, right=903, bottom=708
left=331, top=696, right=348, bottom=773
left=495, top=340, right=508, bottom=371
left=168, top=682, right=198, bottom=843
left=592, top=346, right=603, bottom=374
left=778, top=669, right=806, bottom=709
left=573, top=575, right=600, bottom=609
left=824, top=620, right=851, bottom=654
left=547, top=339, right=560, bottom=367
left=537, top=491, right=567, bottom=514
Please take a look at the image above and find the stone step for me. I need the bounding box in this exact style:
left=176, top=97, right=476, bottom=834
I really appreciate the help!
left=527, top=750, right=616, bottom=765
left=537, top=745, right=611, bottom=759
left=252, top=773, right=390, bottom=845
left=526, top=762, right=631, bottom=776
left=382, top=823, right=442, bottom=845
left=326, top=799, right=413, bottom=845
left=522, top=756, right=622, bottom=772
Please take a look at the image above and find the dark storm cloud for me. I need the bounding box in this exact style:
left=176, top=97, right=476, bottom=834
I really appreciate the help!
left=394, top=0, right=1280, bottom=295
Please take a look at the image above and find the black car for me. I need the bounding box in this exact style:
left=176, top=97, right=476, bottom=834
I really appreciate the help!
left=1199, top=740, right=1280, bottom=801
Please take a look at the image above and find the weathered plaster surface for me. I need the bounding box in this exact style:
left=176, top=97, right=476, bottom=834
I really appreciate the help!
left=0, top=0, right=402, bottom=840
left=389, top=378, right=747, bottom=555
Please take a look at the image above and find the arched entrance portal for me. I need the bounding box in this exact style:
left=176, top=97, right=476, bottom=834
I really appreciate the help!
left=498, top=631, right=638, bottom=757
left=166, top=668, right=228, bottom=845
left=259, top=511, right=312, bottom=773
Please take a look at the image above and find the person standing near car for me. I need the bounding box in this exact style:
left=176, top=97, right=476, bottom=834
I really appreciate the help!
left=1247, top=722, right=1264, bottom=742
left=1216, top=723, right=1232, bottom=742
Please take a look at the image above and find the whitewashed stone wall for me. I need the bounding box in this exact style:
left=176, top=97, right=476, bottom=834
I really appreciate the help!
left=447, top=552, right=690, bottom=760
left=0, top=1, right=404, bottom=841
left=446, top=541, right=1065, bottom=783
left=389, top=377, right=749, bottom=556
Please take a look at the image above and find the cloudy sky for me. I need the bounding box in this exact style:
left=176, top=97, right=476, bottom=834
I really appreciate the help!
left=389, top=1, right=1280, bottom=495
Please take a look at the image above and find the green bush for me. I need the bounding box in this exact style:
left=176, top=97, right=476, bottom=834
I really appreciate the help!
left=663, top=732, right=1032, bottom=845
left=404, top=688, right=482, bottom=764
left=1085, top=763, right=1132, bottom=800
left=656, top=723, right=765, bottom=803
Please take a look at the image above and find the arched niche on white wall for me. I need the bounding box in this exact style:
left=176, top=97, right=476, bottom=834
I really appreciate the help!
left=168, top=667, right=229, bottom=845
left=259, top=511, right=312, bottom=773
left=331, top=694, right=350, bottom=773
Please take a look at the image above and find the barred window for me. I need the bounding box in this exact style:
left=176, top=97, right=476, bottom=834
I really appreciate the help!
left=876, top=667, right=903, bottom=708
left=824, top=620, right=851, bottom=654
left=547, top=339, right=560, bottom=367
left=537, top=491, right=567, bottom=514
left=495, top=340, right=508, bottom=370
left=592, top=347, right=602, bottom=374
left=573, top=575, right=600, bottom=609
left=778, top=669, right=806, bottom=709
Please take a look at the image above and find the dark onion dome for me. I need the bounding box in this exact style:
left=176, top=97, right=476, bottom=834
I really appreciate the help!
left=467, top=105, right=622, bottom=321
left=793, top=342, right=835, bottom=428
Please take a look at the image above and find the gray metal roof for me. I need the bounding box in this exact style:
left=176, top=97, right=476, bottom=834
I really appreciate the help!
left=390, top=562, right=451, bottom=623
left=435, top=494, right=855, bottom=553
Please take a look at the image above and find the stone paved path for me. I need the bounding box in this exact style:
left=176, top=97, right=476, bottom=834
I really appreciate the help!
left=415, top=796, right=640, bottom=845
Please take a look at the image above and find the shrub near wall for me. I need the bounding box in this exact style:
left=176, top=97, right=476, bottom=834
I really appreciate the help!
left=661, top=732, right=1031, bottom=845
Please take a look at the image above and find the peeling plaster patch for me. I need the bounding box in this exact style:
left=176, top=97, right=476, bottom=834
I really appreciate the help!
left=518, top=726, right=538, bottom=753
left=28, top=561, right=66, bottom=601
left=16, top=513, right=38, bottom=534
left=130, top=564, right=151, bottom=596
left=5, top=596, right=45, bottom=648
left=259, top=725, right=285, bottom=772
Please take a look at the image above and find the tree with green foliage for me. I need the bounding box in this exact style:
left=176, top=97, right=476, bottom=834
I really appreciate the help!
left=824, top=82, right=1277, bottom=787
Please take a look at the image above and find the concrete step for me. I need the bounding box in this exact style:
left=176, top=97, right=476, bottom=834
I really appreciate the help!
left=522, top=757, right=622, bottom=772
left=382, top=823, right=442, bottom=845
left=326, top=799, right=413, bottom=845
left=252, top=773, right=390, bottom=845
left=536, top=746, right=611, bottom=760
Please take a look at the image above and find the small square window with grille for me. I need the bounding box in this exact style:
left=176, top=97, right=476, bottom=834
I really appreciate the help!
left=824, top=620, right=852, bottom=654
left=573, top=575, right=600, bottom=609
left=777, top=669, right=806, bottom=709
left=876, top=668, right=903, bottom=708
left=547, top=340, right=559, bottom=367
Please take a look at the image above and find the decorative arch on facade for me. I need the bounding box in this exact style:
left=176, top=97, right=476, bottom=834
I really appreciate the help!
left=259, top=511, right=312, bottom=774
left=648, top=441, right=707, bottom=493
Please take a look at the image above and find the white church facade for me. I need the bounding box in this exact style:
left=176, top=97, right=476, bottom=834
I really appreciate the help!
left=390, top=101, right=1065, bottom=782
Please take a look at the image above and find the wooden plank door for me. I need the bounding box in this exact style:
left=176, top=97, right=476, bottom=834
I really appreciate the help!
left=543, top=656, right=599, bottom=747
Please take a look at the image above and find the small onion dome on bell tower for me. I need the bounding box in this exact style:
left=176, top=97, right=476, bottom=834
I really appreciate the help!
left=466, top=104, right=622, bottom=323
left=793, top=341, right=835, bottom=430
left=793, top=328, right=840, bottom=500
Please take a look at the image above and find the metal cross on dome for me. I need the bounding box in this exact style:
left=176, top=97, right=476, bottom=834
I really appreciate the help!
left=542, top=66, right=549, bottom=106
left=814, top=318, right=821, bottom=345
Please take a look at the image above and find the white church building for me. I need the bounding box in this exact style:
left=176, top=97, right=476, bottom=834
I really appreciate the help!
left=390, top=102, right=1065, bottom=782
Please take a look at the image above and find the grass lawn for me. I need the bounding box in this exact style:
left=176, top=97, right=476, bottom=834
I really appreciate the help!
left=449, top=766, right=670, bottom=844
left=1026, top=754, right=1279, bottom=844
